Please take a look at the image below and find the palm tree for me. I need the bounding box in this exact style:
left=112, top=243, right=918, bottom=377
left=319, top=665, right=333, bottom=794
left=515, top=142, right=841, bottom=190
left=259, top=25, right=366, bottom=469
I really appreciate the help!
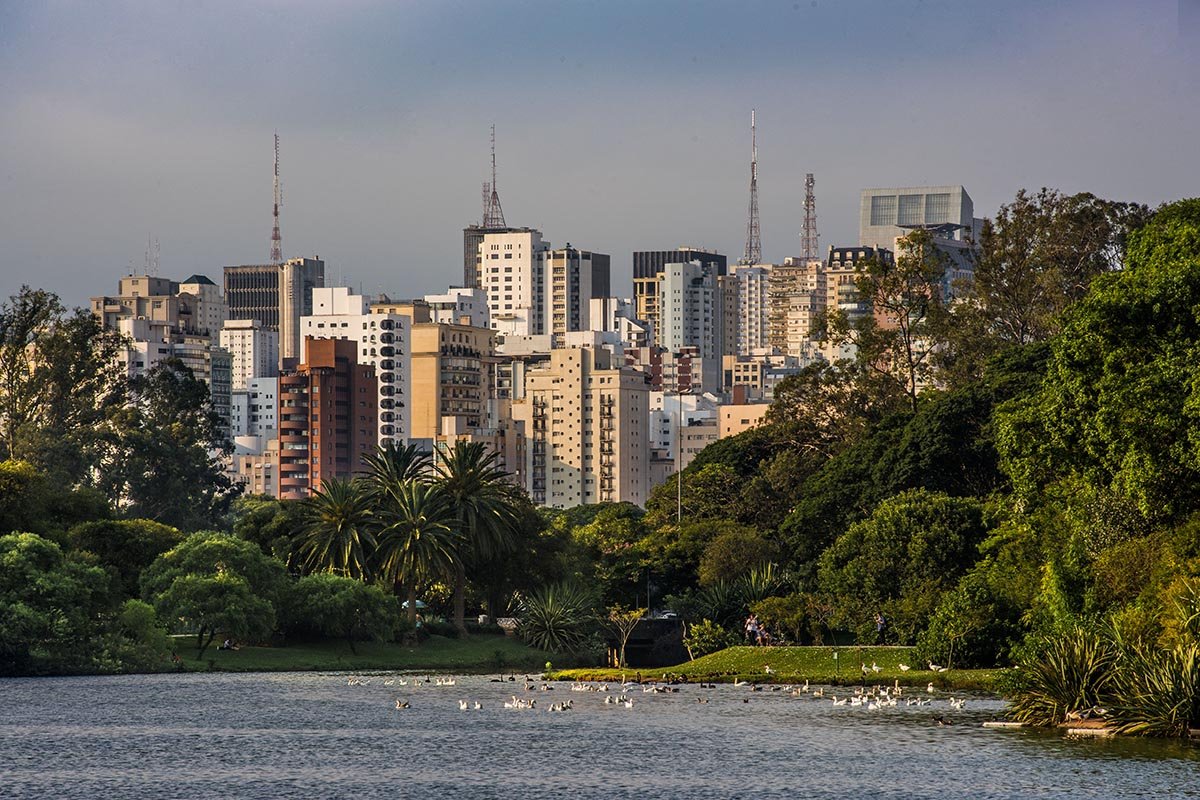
left=373, top=480, right=460, bottom=627
left=362, top=442, right=432, bottom=490
left=434, top=441, right=521, bottom=635
left=296, top=477, right=376, bottom=580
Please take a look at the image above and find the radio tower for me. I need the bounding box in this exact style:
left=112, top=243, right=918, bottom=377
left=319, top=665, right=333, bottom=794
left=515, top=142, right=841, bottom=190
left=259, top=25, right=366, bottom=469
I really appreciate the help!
left=270, top=132, right=283, bottom=264
left=800, top=173, right=819, bottom=262
left=481, top=124, right=507, bottom=228
left=741, top=110, right=761, bottom=265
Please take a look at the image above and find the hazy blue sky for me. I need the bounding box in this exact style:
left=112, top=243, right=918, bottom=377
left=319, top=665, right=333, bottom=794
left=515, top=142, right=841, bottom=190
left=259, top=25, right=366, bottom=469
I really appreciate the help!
left=1, top=0, right=1196, bottom=308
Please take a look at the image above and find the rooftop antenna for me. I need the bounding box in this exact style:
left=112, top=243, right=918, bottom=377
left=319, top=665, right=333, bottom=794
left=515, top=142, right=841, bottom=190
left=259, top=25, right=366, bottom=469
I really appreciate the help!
left=801, top=173, right=819, bottom=262
left=741, top=110, right=761, bottom=265
left=482, top=124, right=507, bottom=228
left=270, top=132, right=283, bottom=264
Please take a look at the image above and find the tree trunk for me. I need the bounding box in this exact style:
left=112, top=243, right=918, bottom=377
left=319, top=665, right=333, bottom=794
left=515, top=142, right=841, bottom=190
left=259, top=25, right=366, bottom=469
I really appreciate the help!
left=453, top=563, right=468, bottom=637
left=407, top=585, right=417, bottom=627
left=196, top=626, right=215, bottom=660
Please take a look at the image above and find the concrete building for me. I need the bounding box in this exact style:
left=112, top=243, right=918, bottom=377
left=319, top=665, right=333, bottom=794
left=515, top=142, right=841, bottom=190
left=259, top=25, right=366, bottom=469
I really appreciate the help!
left=633, top=248, right=726, bottom=347
left=301, top=287, right=411, bottom=446
left=220, top=319, right=279, bottom=391
left=859, top=186, right=982, bottom=252
left=464, top=224, right=531, bottom=289
left=511, top=348, right=650, bottom=508
left=768, top=258, right=826, bottom=362
left=277, top=338, right=377, bottom=500
left=407, top=321, right=496, bottom=444
left=230, top=377, right=278, bottom=440
left=172, top=334, right=232, bottom=438
left=231, top=436, right=279, bottom=497
left=176, top=275, right=227, bottom=341
left=224, top=257, right=325, bottom=365
left=424, top=287, right=490, bottom=328
left=91, top=275, right=181, bottom=332
left=479, top=229, right=548, bottom=337
left=543, top=246, right=610, bottom=347
left=659, top=261, right=721, bottom=392
left=733, top=264, right=772, bottom=355
left=721, top=350, right=801, bottom=401
left=719, top=402, right=771, bottom=438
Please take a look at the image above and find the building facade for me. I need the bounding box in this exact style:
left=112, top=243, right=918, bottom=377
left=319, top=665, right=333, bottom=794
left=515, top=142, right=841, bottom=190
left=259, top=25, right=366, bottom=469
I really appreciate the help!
left=220, top=319, right=279, bottom=391
left=277, top=338, right=377, bottom=500
left=859, top=186, right=981, bottom=252
left=633, top=248, right=726, bottom=348
left=224, top=257, right=325, bottom=365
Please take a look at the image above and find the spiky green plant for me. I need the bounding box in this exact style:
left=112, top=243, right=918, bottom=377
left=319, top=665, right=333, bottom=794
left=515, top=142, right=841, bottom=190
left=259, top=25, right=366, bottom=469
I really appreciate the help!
left=1006, top=625, right=1117, bottom=726
left=1109, top=643, right=1200, bottom=737
left=518, top=581, right=598, bottom=654
left=739, top=562, right=788, bottom=607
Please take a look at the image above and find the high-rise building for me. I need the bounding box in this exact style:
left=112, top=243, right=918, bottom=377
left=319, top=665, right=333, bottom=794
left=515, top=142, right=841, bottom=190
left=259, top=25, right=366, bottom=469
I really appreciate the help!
left=479, top=229, right=548, bottom=337
left=176, top=275, right=227, bottom=341
left=230, top=377, right=278, bottom=440
left=633, top=248, right=726, bottom=346
left=277, top=338, right=377, bottom=500
left=173, top=334, right=233, bottom=438
left=424, top=287, right=490, bottom=328
left=220, top=319, right=279, bottom=391
left=859, top=186, right=982, bottom=252
left=511, top=347, right=649, bottom=508
left=733, top=264, right=771, bottom=355
left=407, top=321, right=496, bottom=444
left=301, top=287, right=410, bottom=446
left=224, top=257, right=325, bottom=365
left=543, top=245, right=610, bottom=347
left=659, top=261, right=722, bottom=392
left=768, top=257, right=825, bottom=361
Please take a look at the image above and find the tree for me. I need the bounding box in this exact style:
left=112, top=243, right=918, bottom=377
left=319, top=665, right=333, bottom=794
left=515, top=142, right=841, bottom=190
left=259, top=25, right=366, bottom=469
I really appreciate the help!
left=996, top=199, right=1200, bottom=520
left=682, top=619, right=738, bottom=660
left=373, top=481, right=460, bottom=627
left=644, top=463, right=744, bottom=530
left=286, top=573, right=398, bottom=653
left=155, top=571, right=276, bottom=659
left=567, top=502, right=648, bottom=606
left=816, top=230, right=954, bottom=411
left=231, top=495, right=307, bottom=561
left=94, top=358, right=236, bottom=530
left=697, top=525, right=777, bottom=586
left=68, top=518, right=184, bottom=598
left=362, top=441, right=432, bottom=487
left=140, top=532, right=289, bottom=618
left=605, top=605, right=645, bottom=668
left=0, top=459, right=110, bottom=541
left=0, top=532, right=113, bottom=675
left=296, top=478, right=376, bottom=580
left=817, top=489, right=987, bottom=644
left=434, top=441, right=520, bottom=636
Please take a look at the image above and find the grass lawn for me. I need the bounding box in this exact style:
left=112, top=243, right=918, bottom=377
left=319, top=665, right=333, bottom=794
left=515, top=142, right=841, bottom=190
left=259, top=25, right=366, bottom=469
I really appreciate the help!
left=175, top=634, right=554, bottom=674
left=549, top=645, right=1002, bottom=691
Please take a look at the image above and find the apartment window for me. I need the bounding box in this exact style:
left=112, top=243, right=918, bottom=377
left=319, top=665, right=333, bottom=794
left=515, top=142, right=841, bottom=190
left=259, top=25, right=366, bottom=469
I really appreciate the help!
left=504, top=253, right=513, bottom=259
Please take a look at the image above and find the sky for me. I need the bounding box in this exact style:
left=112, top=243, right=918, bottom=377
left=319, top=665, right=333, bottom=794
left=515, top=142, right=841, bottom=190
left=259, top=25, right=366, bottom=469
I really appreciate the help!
left=1, top=0, right=1197, bottom=309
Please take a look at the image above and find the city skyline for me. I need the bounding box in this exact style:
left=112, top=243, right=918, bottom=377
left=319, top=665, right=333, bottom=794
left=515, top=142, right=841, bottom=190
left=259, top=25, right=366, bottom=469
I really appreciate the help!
left=2, top=0, right=1197, bottom=308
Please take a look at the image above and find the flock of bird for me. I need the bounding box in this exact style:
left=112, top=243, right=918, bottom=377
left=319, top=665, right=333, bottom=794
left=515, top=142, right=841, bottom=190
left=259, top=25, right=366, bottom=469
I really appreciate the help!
left=345, top=670, right=974, bottom=723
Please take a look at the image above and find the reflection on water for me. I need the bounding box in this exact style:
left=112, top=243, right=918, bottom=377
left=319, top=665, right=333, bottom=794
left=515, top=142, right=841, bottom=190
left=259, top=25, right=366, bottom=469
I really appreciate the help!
left=1, top=672, right=1197, bottom=799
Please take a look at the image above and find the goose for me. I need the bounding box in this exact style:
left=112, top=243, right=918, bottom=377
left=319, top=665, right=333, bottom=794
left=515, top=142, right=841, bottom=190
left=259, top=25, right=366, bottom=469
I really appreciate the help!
left=395, top=700, right=410, bottom=709
left=473, top=701, right=483, bottom=710
left=871, top=662, right=881, bottom=673
left=763, top=665, right=774, bottom=675
left=927, top=682, right=936, bottom=694
left=732, top=678, right=747, bottom=687
left=832, top=696, right=847, bottom=706
left=621, top=698, right=634, bottom=708
left=696, top=697, right=710, bottom=704
left=812, top=688, right=824, bottom=698
left=898, top=664, right=911, bottom=672
left=459, top=700, right=469, bottom=710
left=950, top=697, right=966, bottom=710
left=934, top=714, right=953, bottom=726
left=928, top=662, right=949, bottom=673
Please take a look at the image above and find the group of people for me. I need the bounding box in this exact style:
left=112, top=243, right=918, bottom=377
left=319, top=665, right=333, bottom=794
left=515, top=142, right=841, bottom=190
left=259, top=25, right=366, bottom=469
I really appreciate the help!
left=743, top=614, right=774, bottom=646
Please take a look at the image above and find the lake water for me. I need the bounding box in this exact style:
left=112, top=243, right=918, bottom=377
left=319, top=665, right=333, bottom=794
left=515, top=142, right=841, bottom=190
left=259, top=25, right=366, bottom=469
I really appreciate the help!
left=1, top=672, right=1197, bottom=799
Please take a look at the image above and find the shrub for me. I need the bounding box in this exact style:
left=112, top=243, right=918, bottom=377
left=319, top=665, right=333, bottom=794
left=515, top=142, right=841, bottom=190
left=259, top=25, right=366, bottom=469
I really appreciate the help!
left=518, top=581, right=597, bottom=653
left=1006, top=625, right=1117, bottom=726
left=683, top=619, right=738, bottom=660
left=1109, top=643, right=1200, bottom=737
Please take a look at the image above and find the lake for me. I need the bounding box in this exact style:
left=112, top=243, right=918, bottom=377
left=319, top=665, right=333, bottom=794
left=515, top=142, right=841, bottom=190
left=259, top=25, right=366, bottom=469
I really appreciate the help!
left=1, top=672, right=1197, bottom=799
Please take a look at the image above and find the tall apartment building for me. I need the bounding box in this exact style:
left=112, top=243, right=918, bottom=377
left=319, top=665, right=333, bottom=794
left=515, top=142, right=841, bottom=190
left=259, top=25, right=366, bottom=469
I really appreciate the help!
left=173, top=334, right=233, bottom=438
left=511, top=348, right=649, bottom=508
left=176, top=275, right=227, bottom=341
left=479, top=229, right=548, bottom=337
left=277, top=338, right=377, bottom=500
left=659, top=261, right=722, bottom=393
left=768, top=258, right=825, bottom=361
left=220, top=319, right=279, bottom=391
left=590, top=297, right=651, bottom=349
left=464, top=224, right=529, bottom=289
left=224, top=257, right=325, bottom=365
left=301, top=287, right=410, bottom=446
left=407, top=321, right=496, bottom=443
left=733, top=264, right=771, bottom=355
left=717, top=274, right=740, bottom=358
left=92, top=273, right=225, bottom=340
left=859, top=186, right=982, bottom=252
left=543, top=246, right=610, bottom=347
left=633, top=248, right=726, bottom=346
left=230, top=377, right=278, bottom=439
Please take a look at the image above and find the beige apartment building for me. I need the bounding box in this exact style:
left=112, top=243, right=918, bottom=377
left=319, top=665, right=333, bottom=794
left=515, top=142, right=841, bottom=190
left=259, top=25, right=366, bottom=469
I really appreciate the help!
left=407, top=322, right=496, bottom=441
left=719, top=403, right=771, bottom=438
left=511, top=348, right=650, bottom=508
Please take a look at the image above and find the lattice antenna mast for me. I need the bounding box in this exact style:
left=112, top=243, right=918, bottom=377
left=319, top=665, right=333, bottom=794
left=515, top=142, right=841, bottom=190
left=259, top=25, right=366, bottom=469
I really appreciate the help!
left=482, top=124, right=507, bottom=228
left=742, top=110, right=762, bottom=265
left=801, top=172, right=818, bottom=262
left=270, top=132, right=283, bottom=264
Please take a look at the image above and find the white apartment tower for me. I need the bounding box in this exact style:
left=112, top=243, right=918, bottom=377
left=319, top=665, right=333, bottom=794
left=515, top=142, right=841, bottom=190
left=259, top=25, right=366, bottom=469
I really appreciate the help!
left=220, top=319, right=280, bottom=391
left=733, top=264, right=772, bottom=354
left=659, top=261, right=721, bottom=393
left=301, top=287, right=411, bottom=446
left=424, top=287, right=490, bottom=328
left=512, top=348, right=649, bottom=508
left=479, top=229, right=548, bottom=337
